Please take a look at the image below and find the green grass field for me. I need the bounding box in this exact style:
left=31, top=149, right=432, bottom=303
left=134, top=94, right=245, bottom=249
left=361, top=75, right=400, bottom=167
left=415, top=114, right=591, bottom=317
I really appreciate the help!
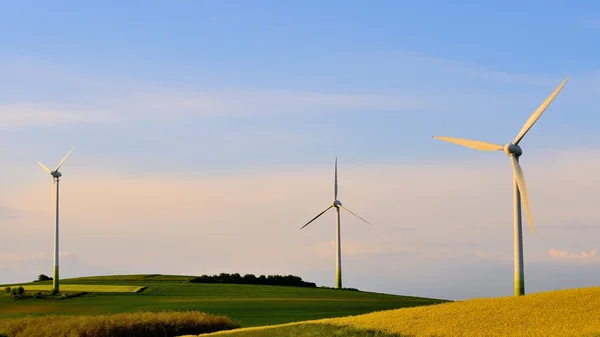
left=0, top=274, right=447, bottom=328
left=17, top=284, right=146, bottom=293
left=193, top=285, right=600, bottom=337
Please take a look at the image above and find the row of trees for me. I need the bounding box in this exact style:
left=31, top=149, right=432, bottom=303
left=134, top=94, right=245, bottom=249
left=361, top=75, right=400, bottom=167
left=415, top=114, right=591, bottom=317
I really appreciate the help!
left=189, top=273, right=317, bottom=288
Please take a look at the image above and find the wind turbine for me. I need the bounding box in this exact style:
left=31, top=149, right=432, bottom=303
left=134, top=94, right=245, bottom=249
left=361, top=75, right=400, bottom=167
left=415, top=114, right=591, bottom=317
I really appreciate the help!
left=299, top=158, right=371, bottom=289
left=433, top=77, right=568, bottom=296
left=36, top=147, right=75, bottom=294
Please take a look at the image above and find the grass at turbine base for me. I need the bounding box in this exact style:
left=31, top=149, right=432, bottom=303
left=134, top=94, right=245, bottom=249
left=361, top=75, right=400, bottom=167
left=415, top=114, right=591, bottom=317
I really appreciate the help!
left=195, top=285, right=600, bottom=337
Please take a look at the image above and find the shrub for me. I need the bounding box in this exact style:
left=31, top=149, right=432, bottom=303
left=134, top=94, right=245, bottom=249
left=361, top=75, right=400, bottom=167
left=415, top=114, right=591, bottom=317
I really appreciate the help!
left=3, top=287, right=9, bottom=294
left=9, top=286, right=25, bottom=299
left=0, top=311, right=239, bottom=337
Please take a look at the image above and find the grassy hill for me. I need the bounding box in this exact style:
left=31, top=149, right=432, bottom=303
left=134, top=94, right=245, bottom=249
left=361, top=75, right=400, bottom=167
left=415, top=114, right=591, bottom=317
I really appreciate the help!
left=191, top=285, right=600, bottom=337
left=0, top=274, right=447, bottom=327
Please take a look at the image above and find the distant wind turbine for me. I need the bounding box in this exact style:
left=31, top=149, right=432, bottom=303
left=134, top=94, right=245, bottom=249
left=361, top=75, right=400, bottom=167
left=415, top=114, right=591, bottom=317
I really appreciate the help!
left=299, top=158, right=371, bottom=289
left=36, top=147, right=75, bottom=294
left=433, top=77, right=568, bottom=296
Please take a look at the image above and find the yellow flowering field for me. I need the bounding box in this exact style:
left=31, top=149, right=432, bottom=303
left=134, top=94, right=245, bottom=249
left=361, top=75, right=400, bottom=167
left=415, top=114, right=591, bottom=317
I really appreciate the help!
left=324, top=285, right=600, bottom=336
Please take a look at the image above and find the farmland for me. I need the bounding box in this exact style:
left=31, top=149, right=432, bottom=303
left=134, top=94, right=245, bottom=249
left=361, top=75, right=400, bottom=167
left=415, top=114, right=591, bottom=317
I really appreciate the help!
left=193, top=285, right=600, bottom=337
left=0, top=311, right=238, bottom=337
left=17, top=284, right=145, bottom=293
left=0, top=274, right=447, bottom=328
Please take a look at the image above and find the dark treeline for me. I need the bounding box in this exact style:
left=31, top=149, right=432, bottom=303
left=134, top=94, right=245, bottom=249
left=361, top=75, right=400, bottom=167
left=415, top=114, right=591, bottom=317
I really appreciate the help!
left=188, top=273, right=317, bottom=288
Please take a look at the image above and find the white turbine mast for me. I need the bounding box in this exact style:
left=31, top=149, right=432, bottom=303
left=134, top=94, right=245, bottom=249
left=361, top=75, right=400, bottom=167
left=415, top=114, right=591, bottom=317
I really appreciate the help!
left=36, top=147, right=75, bottom=294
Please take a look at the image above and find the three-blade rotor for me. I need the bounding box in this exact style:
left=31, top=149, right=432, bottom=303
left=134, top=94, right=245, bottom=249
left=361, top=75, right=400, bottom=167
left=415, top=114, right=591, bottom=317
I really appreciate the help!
left=299, top=158, right=371, bottom=230
left=432, top=77, right=568, bottom=234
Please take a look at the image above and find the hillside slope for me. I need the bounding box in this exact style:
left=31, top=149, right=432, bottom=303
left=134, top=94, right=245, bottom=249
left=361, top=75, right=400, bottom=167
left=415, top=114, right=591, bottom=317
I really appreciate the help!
left=0, top=274, right=447, bottom=327
left=197, top=285, right=600, bottom=337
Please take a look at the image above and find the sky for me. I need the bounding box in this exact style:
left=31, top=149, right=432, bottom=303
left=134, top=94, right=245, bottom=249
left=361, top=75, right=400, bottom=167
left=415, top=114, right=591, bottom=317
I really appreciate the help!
left=1, top=0, right=600, bottom=301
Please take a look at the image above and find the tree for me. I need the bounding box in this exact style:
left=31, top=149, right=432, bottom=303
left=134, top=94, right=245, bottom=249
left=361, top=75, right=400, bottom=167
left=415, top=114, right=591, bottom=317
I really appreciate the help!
left=243, top=274, right=257, bottom=284
left=36, top=274, right=53, bottom=282
left=230, top=273, right=242, bottom=283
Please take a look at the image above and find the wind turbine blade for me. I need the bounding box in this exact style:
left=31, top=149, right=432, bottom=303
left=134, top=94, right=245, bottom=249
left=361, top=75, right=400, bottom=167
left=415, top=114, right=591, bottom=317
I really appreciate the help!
left=340, top=206, right=372, bottom=226
left=299, top=205, right=333, bottom=230
left=432, top=136, right=503, bottom=151
left=36, top=161, right=52, bottom=174
left=334, top=157, right=338, bottom=200
left=510, top=156, right=534, bottom=233
left=54, top=147, right=75, bottom=172
left=513, top=77, right=568, bottom=145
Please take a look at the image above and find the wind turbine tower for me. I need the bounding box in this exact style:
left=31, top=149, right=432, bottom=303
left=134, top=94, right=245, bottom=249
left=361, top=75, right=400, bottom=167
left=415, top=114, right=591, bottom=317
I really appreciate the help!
left=433, top=78, right=568, bottom=296
left=299, top=158, right=371, bottom=289
left=36, top=147, right=75, bottom=294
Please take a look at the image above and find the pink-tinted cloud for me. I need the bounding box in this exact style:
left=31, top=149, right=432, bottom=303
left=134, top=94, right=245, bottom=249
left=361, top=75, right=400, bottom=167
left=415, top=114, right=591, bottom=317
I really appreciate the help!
left=548, top=248, right=599, bottom=263
left=1, top=149, right=600, bottom=292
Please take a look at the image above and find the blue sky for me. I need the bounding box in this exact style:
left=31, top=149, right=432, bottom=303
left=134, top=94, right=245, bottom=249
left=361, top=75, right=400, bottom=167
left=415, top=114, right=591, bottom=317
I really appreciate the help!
left=1, top=1, right=600, bottom=300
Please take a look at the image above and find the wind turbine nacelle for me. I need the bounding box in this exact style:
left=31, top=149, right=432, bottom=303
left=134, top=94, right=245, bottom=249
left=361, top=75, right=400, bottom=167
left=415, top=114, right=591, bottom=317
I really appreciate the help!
left=51, top=171, right=62, bottom=178
left=503, top=143, right=523, bottom=157
left=333, top=200, right=342, bottom=207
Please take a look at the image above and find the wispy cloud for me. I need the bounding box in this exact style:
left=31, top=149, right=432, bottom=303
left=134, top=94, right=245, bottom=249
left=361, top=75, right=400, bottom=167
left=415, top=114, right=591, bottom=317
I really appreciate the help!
left=0, top=89, right=434, bottom=130
left=0, top=103, right=119, bottom=130
left=0, top=205, right=21, bottom=221
left=0, top=52, right=580, bottom=130
left=542, top=220, right=600, bottom=231
left=548, top=248, right=600, bottom=263
left=125, top=88, right=435, bottom=117
left=0, top=251, right=74, bottom=263
left=397, top=51, right=560, bottom=86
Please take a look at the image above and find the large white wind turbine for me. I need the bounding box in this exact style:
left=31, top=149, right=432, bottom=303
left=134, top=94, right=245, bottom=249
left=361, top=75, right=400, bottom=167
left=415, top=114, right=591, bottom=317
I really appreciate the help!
left=433, top=78, right=568, bottom=296
left=299, top=158, right=371, bottom=289
left=36, top=147, right=75, bottom=294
